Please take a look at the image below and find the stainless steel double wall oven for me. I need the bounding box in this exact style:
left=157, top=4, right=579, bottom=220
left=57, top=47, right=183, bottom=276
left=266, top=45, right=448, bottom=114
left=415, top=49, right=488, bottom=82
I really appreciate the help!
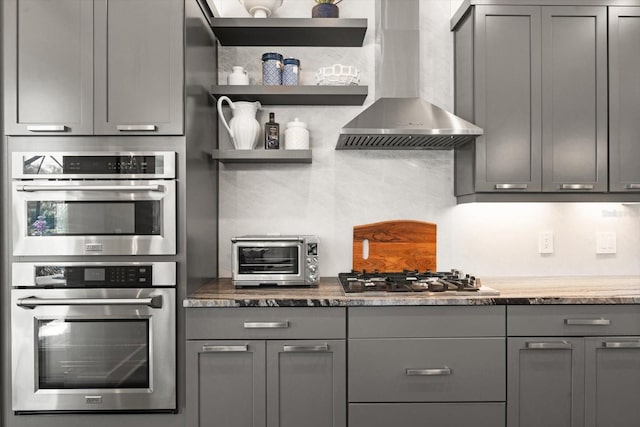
left=10, top=149, right=178, bottom=413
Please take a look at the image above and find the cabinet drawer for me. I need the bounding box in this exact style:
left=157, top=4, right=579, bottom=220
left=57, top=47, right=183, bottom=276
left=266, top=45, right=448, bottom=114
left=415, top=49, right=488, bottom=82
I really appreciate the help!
left=348, top=306, right=505, bottom=338
left=507, top=305, right=640, bottom=336
left=348, top=338, right=505, bottom=402
left=349, top=403, right=505, bottom=427
left=186, top=307, right=346, bottom=339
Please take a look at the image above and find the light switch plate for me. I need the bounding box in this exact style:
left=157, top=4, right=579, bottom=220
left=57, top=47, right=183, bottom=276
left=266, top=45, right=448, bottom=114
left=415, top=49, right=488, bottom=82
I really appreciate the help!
left=596, top=232, right=616, bottom=254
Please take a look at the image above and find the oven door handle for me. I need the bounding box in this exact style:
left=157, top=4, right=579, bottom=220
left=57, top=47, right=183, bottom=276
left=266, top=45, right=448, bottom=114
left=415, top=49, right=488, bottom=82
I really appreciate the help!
left=15, top=184, right=164, bottom=192
left=16, top=296, right=163, bottom=309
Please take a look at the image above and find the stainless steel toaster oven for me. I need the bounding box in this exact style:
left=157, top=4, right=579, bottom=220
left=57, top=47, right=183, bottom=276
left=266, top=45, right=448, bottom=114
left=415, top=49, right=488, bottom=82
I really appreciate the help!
left=231, top=235, right=319, bottom=287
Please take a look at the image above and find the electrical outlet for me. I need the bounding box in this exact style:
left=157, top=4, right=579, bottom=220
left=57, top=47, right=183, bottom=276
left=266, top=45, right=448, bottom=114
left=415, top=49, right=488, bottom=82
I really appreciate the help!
left=596, top=232, right=616, bottom=254
left=538, top=231, right=554, bottom=254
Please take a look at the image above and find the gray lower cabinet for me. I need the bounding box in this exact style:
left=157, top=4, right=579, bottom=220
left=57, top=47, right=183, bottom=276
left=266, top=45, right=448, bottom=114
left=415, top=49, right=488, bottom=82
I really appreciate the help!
left=186, top=308, right=346, bottom=427
left=348, top=306, right=506, bottom=427
left=454, top=5, right=607, bottom=197
left=3, top=0, right=183, bottom=135
left=609, top=7, right=640, bottom=192
left=507, top=305, right=640, bottom=427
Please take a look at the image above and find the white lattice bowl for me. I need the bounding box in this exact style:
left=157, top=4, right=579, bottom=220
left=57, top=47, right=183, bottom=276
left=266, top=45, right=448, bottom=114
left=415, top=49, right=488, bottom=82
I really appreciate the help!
left=239, top=0, right=283, bottom=18
left=315, top=64, right=361, bottom=86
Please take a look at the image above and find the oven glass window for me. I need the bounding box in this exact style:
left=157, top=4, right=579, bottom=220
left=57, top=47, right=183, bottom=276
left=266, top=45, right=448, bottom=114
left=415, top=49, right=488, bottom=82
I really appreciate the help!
left=26, top=201, right=161, bottom=236
left=238, top=246, right=299, bottom=274
left=37, top=319, right=150, bottom=389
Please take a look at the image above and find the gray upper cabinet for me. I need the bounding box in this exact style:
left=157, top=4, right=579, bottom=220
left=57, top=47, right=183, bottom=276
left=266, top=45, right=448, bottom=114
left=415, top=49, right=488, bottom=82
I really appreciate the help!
left=609, top=7, right=640, bottom=192
left=3, top=0, right=183, bottom=136
left=541, top=6, right=607, bottom=192
left=456, top=6, right=542, bottom=194
left=3, top=0, right=94, bottom=135
left=454, top=4, right=608, bottom=199
left=94, top=0, right=184, bottom=135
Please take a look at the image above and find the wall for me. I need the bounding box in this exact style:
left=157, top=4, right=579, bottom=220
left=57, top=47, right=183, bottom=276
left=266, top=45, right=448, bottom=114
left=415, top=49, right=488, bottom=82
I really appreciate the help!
left=213, top=0, right=640, bottom=278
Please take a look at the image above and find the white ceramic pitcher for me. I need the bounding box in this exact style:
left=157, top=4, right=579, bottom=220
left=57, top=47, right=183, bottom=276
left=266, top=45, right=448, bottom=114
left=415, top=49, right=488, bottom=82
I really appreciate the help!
left=216, top=96, right=262, bottom=150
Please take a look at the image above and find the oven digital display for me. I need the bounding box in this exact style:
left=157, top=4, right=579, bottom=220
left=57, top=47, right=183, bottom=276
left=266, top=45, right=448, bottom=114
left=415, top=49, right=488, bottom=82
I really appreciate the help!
left=84, top=268, right=106, bottom=282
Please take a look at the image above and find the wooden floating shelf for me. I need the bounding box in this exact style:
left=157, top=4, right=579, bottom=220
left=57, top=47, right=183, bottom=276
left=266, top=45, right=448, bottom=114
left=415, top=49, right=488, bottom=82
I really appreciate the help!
left=210, top=18, right=368, bottom=47
left=210, top=149, right=312, bottom=164
left=211, top=85, right=368, bottom=106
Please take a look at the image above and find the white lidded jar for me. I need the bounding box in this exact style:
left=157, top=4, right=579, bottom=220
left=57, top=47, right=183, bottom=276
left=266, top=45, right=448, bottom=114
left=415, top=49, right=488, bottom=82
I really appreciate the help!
left=284, top=118, right=309, bottom=149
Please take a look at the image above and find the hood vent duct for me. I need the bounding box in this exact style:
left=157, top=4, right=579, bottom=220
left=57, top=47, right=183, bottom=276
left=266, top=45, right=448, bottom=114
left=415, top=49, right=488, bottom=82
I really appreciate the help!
left=336, top=0, right=482, bottom=150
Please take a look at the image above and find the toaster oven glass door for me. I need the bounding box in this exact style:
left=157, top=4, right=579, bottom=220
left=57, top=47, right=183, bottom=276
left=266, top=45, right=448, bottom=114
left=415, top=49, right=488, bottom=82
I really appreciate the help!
left=238, top=246, right=299, bottom=274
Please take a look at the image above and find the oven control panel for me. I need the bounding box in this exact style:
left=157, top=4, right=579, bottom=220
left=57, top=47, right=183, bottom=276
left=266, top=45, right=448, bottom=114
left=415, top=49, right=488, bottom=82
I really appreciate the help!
left=34, top=265, right=153, bottom=287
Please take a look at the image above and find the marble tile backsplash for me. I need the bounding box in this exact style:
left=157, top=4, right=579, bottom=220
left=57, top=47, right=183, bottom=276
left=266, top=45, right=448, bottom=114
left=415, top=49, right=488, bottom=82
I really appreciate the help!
left=214, top=0, right=640, bottom=278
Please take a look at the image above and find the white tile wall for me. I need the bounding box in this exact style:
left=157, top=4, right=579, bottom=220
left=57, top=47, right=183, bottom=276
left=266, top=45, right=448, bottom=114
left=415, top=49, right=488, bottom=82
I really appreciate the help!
left=214, top=0, right=640, bottom=278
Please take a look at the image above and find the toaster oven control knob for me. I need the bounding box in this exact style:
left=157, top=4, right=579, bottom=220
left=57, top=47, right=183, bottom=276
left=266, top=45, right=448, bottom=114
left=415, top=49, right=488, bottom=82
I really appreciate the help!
left=308, top=264, right=318, bottom=273
left=309, top=273, right=319, bottom=283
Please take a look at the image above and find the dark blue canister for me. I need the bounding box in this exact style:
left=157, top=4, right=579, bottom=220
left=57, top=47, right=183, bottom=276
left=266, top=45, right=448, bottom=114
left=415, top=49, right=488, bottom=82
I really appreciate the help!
left=262, top=52, right=283, bottom=85
left=282, top=58, right=300, bottom=86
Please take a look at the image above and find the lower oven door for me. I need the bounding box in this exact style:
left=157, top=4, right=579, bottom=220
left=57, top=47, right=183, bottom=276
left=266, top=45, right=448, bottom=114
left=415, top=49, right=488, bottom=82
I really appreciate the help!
left=11, top=288, right=176, bottom=413
left=12, top=180, right=176, bottom=256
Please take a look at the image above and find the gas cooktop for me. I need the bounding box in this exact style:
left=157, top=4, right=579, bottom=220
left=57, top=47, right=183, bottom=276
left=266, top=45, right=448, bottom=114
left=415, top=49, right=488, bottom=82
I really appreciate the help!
left=338, top=270, right=499, bottom=295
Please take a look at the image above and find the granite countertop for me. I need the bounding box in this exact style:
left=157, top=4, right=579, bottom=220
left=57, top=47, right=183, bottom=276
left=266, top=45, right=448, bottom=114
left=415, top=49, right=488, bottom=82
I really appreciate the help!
left=184, top=276, right=640, bottom=307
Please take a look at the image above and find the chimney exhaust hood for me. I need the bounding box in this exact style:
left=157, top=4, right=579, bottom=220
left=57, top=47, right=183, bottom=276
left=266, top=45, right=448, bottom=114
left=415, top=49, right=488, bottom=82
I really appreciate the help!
left=336, top=0, right=482, bottom=150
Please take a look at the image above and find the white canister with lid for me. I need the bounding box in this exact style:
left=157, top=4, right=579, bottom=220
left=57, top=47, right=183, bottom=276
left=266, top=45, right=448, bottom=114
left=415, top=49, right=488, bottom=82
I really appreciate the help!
left=284, top=118, right=309, bottom=149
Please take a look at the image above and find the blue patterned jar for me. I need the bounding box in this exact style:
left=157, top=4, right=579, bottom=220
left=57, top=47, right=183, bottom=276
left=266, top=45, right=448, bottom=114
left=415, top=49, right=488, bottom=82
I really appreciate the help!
left=261, top=52, right=283, bottom=85
left=282, top=58, right=300, bottom=86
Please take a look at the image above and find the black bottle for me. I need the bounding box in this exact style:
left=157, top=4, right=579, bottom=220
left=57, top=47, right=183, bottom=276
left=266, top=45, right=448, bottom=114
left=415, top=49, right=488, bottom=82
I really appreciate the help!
left=265, top=112, right=280, bottom=149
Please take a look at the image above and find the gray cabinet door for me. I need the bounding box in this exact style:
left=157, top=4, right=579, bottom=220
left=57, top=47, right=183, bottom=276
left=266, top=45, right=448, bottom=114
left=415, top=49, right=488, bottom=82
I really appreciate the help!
left=541, top=6, right=607, bottom=192
left=266, top=340, right=346, bottom=427
left=472, top=6, right=542, bottom=193
left=94, top=0, right=184, bottom=135
left=4, top=0, right=94, bottom=135
left=584, top=337, right=640, bottom=427
left=186, top=340, right=266, bottom=427
left=609, top=8, right=640, bottom=192
left=507, top=337, right=584, bottom=427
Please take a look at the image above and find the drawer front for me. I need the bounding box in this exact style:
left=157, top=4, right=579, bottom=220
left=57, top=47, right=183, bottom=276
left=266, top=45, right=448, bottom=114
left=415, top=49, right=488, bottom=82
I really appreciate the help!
left=348, top=306, right=505, bottom=338
left=186, top=307, right=346, bottom=340
left=508, top=305, right=640, bottom=336
left=348, top=338, right=505, bottom=402
left=349, top=403, right=505, bottom=427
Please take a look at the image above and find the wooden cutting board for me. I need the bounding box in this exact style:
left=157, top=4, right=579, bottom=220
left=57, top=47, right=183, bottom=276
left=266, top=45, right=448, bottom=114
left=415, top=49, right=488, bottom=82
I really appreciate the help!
left=353, top=220, right=437, bottom=272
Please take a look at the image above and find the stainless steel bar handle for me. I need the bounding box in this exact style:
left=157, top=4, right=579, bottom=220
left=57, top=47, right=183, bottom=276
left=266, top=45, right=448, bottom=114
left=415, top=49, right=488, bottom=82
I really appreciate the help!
left=243, top=321, right=289, bottom=329
left=626, top=184, right=640, bottom=190
left=526, top=341, right=572, bottom=350
left=495, top=184, right=528, bottom=190
left=559, top=184, right=594, bottom=190
left=405, top=367, right=452, bottom=376
left=602, top=341, right=640, bottom=349
left=117, top=125, right=157, bottom=132
left=283, top=344, right=329, bottom=352
left=16, top=184, right=163, bottom=192
left=27, top=125, right=68, bottom=132
left=17, top=296, right=163, bottom=309
left=565, top=318, right=610, bottom=326
left=202, top=345, right=249, bottom=352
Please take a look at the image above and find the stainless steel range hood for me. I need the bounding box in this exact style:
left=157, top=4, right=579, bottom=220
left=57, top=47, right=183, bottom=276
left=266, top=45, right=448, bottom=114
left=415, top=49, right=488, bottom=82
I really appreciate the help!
left=336, top=0, right=482, bottom=150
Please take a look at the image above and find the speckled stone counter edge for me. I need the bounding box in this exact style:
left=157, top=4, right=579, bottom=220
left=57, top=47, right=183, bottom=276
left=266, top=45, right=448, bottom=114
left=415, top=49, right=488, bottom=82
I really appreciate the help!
left=184, top=277, right=640, bottom=308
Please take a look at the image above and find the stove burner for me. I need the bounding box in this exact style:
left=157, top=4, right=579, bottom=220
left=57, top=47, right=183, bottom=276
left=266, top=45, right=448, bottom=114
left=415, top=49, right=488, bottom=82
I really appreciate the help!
left=339, top=269, right=482, bottom=294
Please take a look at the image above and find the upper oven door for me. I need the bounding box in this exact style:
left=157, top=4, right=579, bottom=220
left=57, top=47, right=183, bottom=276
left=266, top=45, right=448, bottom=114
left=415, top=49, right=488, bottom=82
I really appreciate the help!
left=12, top=180, right=176, bottom=256
left=11, top=288, right=176, bottom=413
